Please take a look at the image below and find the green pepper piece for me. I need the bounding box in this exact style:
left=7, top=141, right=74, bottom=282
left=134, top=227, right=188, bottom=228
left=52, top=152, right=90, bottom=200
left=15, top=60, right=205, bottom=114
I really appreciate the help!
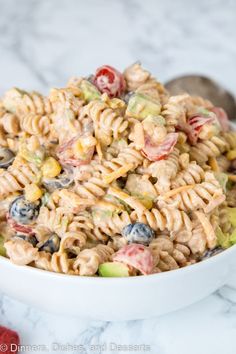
left=99, top=262, right=130, bottom=277
left=0, top=235, right=6, bottom=257
left=126, top=93, right=161, bottom=120
left=80, top=80, right=101, bottom=102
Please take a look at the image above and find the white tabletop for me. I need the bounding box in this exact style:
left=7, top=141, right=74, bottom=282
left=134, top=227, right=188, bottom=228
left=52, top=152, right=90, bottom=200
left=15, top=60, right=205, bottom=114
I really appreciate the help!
left=0, top=0, right=236, bottom=353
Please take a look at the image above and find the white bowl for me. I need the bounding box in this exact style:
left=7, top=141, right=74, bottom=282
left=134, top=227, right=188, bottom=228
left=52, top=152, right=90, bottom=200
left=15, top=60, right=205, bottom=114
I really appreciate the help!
left=0, top=245, right=236, bottom=321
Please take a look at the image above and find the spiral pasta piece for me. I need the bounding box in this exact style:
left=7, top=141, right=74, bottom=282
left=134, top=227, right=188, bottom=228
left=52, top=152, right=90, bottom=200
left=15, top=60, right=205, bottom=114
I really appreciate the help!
left=59, top=231, right=87, bottom=254
left=49, top=87, right=84, bottom=115
left=37, top=207, right=107, bottom=243
left=34, top=251, right=76, bottom=274
left=189, top=136, right=228, bottom=164
left=0, top=158, right=40, bottom=199
left=73, top=244, right=114, bottom=275
left=159, top=172, right=225, bottom=213
left=124, top=63, right=151, bottom=91
left=3, top=88, right=53, bottom=116
left=222, top=132, right=236, bottom=150
left=101, top=145, right=144, bottom=183
left=187, top=220, right=207, bottom=254
left=74, top=170, right=108, bottom=200
left=149, top=236, right=192, bottom=272
left=68, top=212, right=107, bottom=242
left=141, top=148, right=180, bottom=193
left=93, top=210, right=131, bottom=237
left=85, top=99, right=128, bottom=146
left=171, top=162, right=205, bottom=188
left=36, top=207, right=73, bottom=237
left=20, top=113, right=51, bottom=136
left=0, top=112, right=20, bottom=135
left=4, top=238, right=39, bottom=265
left=131, top=207, right=192, bottom=234
left=123, top=62, right=168, bottom=102
left=162, top=94, right=189, bottom=128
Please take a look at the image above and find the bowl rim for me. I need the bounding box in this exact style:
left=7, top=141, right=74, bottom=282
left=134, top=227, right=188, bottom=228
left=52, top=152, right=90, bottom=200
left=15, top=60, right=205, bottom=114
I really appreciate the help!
left=0, top=243, right=236, bottom=283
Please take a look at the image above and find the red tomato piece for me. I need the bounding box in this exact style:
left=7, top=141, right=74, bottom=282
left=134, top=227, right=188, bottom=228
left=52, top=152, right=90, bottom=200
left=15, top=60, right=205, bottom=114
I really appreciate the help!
left=141, top=132, right=178, bottom=161
left=93, top=65, right=126, bottom=98
left=113, top=244, right=154, bottom=275
left=6, top=214, right=34, bottom=235
left=0, top=325, right=20, bottom=354
left=211, top=107, right=229, bottom=132
left=57, top=137, right=94, bottom=167
left=59, top=154, right=93, bottom=167
left=187, top=114, right=215, bottom=144
left=57, top=136, right=77, bottom=154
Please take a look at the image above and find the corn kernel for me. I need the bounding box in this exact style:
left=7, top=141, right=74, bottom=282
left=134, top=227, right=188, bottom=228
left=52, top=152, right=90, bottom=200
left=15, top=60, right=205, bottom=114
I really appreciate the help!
left=177, top=132, right=187, bottom=145
left=139, top=197, right=153, bottom=210
left=227, top=150, right=236, bottom=161
left=208, top=157, right=220, bottom=172
left=25, top=183, right=42, bottom=202
left=73, top=140, right=84, bottom=157
left=42, top=157, right=61, bottom=178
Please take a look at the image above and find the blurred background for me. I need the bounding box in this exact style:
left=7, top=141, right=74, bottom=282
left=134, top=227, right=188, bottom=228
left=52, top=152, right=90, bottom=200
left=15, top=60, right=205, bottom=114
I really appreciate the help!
left=0, top=0, right=235, bottom=95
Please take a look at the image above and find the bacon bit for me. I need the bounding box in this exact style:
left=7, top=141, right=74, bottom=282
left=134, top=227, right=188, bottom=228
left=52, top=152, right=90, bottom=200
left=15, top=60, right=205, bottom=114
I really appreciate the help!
left=7, top=214, right=34, bottom=235
left=211, top=107, right=229, bottom=132
left=113, top=244, right=154, bottom=275
left=93, top=65, right=126, bottom=98
left=141, top=133, right=178, bottom=161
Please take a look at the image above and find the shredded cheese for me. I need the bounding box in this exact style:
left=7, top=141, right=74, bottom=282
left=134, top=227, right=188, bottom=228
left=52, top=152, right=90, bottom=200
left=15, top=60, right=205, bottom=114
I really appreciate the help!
left=93, top=200, right=124, bottom=212
left=103, top=164, right=133, bottom=184
left=96, top=141, right=103, bottom=161
left=108, top=186, right=146, bottom=213
left=159, top=185, right=195, bottom=200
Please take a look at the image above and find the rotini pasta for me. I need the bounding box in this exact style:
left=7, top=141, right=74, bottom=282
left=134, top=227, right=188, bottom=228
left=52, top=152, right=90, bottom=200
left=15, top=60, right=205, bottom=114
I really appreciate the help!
left=189, top=136, right=228, bottom=164
left=73, top=244, right=114, bottom=275
left=0, top=63, right=235, bottom=277
left=149, top=236, right=192, bottom=272
left=34, top=251, right=76, bottom=274
left=124, top=62, right=168, bottom=103
left=3, top=88, right=53, bottom=116
left=0, top=157, right=40, bottom=198
left=84, top=99, right=128, bottom=146
left=171, top=162, right=205, bottom=188
left=158, top=172, right=225, bottom=213
left=20, top=113, right=51, bottom=136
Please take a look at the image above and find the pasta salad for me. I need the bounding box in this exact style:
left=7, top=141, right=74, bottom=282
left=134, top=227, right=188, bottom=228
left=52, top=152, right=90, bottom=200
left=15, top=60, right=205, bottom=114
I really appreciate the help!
left=0, top=63, right=236, bottom=277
